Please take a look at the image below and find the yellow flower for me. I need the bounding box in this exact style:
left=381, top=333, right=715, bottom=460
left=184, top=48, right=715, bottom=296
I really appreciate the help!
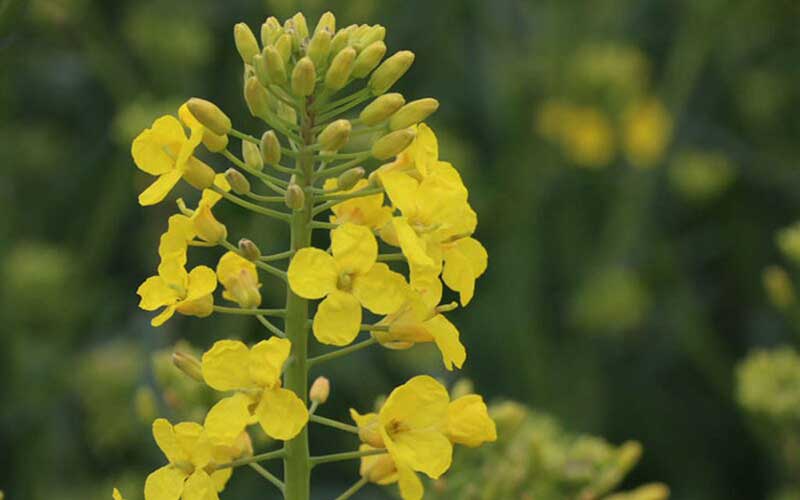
left=288, top=223, right=408, bottom=345
left=201, top=338, right=309, bottom=440
left=132, top=115, right=215, bottom=206
left=167, top=173, right=231, bottom=248
left=622, top=98, right=672, bottom=169
left=323, top=178, right=393, bottom=229
left=145, top=419, right=238, bottom=500
left=561, top=106, right=615, bottom=168
left=112, top=488, right=125, bottom=500
left=137, top=259, right=217, bottom=326
left=376, top=123, right=441, bottom=178
left=216, top=251, right=262, bottom=309
left=445, top=394, right=497, bottom=447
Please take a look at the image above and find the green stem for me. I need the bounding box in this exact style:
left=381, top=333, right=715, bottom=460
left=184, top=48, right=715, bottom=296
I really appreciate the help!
left=216, top=448, right=286, bottom=469
left=310, top=448, right=387, bottom=467
left=309, top=414, right=360, bottom=434
left=214, top=187, right=291, bottom=221
left=260, top=250, right=294, bottom=262
left=248, top=463, right=285, bottom=493
left=334, top=477, right=369, bottom=500
left=313, top=155, right=371, bottom=182
left=308, top=338, right=379, bottom=367
left=246, top=191, right=285, bottom=203
left=256, top=314, right=286, bottom=337
left=213, top=305, right=286, bottom=317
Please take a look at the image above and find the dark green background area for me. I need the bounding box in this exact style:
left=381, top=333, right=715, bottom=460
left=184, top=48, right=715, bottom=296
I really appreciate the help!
left=1, top=0, right=799, bottom=498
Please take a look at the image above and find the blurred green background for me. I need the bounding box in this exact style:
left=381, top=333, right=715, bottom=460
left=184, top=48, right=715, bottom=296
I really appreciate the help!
left=2, top=0, right=800, bottom=498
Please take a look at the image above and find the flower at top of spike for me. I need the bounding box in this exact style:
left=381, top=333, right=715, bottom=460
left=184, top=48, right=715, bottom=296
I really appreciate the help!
left=136, top=259, right=217, bottom=326
left=201, top=337, right=308, bottom=440
left=288, top=223, right=409, bottom=345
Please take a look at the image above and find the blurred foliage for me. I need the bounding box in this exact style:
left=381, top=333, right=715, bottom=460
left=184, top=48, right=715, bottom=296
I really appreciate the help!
left=3, top=0, right=800, bottom=499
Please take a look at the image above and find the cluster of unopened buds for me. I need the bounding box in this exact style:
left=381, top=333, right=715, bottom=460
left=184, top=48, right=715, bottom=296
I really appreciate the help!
left=117, top=10, right=496, bottom=500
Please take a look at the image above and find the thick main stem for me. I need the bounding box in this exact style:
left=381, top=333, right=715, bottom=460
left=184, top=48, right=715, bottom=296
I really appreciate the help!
left=282, top=99, right=316, bottom=500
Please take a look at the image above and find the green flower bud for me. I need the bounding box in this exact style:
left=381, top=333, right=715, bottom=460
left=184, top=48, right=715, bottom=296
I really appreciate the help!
left=242, top=141, right=264, bottom=171
left=318, top=119, right=352, bottom=152
left=252, top=53, right=271, bottom=86
left=263, top=45, right=287, bottom=84
left=309, top=376, right=330, bottom=404
left=225, top=168, right=251, bottom=195
left=285, top=183, right=306, bottom=210
left=369, top=51, right=415, bottom=95
left=352, top=41, right=387, bottom=78
left=315, top=11, right=336, bottom=35
left=260, top=16, right=282, bottom=46
left=234, top=22, right=260, bottom=64
left=172, top=351, right=204, bottom=382
left=359, top=93, right=406, bottom=125
left=186, top=98, right=232, bottom=136
left=325, top=47, right=356, bottom=91
left=330, top=25, right=354, bottom=56
left=244, top=77, right=270, bottom=118
left=291, top=57, right=317, bottom=97
left=238, top=238, right=262, bottom=261
left=290, top=12, right=309, bottom=42
left=182, top=160, right=216, bottom=190
left=359, top=25, right=386, bottom=48
left=389, top=98, right=440, bottom=130
left=275, top=33, right=293, bottom=63
left=260, top=130, right=282, bottom=165
left=371, top=127, right=416, bottom=160
left=202, top=131, right=229, bottom=153
left=307, top=28, right=332, bottom=68
left=337, top=167, right=366, bottom=191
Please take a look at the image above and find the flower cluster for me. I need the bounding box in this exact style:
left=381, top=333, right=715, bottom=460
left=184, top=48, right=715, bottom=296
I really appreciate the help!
left=121, top=10, right=496, bottom=500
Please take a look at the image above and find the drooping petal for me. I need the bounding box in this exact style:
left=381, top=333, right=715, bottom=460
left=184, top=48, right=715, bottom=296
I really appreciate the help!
left=396, top=461, right=425, bottom=500
left=352, top=263, right=408, bottom=315
left=331, top=223, right=378, bottom=275
left=202, top=340, right=253, bottom=391
left=144, top=466, right=186, bottom=500
left=413, top=123, right=438, bottom=177
left=425, top=314, right=466, bottom=370
left=255, top=387, right=309, bottom=440
left=380, top=376, right=449, bottom=434
left=312, top=290, right=362, bottom=346
left=248, top=337, right=292, bottom=388
left=287, top=248, right=338, bottom=299
left=209, top=468, right=233, bottom=493
left=138, top=276, right=181, bottom=311
left=441, top=242, right=481, bottom=306
left=204, top=394, right=252, bottom=447
left=175, top=294, right=214, bottom=319
left=139, top=169, right=183, bottom=206
left=182, top=470, right=219, bottom=500
left=152, top=418, right=187, bottom=464
left=446, top=395, right=497, bottom=447
left=151, top=305, right=177, bottom=327
left=390, top=428, right=453, bottom=479
left=393, top=217, right=436, bottom=271
left=159, top=215, right=195, bottom=263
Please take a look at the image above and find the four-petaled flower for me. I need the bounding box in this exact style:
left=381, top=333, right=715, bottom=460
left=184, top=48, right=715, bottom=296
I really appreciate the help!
left=137, top=259, right=217, bottom=326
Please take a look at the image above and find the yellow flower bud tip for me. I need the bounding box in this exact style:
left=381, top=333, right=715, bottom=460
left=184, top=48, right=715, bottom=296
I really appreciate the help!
left=244, top=77, right=270, bottom=118
left=275, top=33, right=293, bottom=63
left=260, top=130, right=282, bottom=165
left=252, top=53, right=270, bottom=87
left=242, top=141, right=264, bottom=171
left=224, top=168, right=251, bottom=195
left=389, top=98, right=440, bottom=130
left=309, top=376, right=331, bottom=404
left=337, top=167, right=366, bottom=191
left=186, top=98, right=232, bottom=136
left=291, top=12, right=309, bottom=41
left=238, top=238, right=262, bottom=261
left=324, top=47, right=357, bottom=91
left=291, top=57, right=317, bottom=97
left=172, top=351, right=204, bottom=382
left=371, top=127, right=416, bottom=160
left=357, top=25, right=386, bottom=49
left=329, top=25, right=353, bottom=55
left=307, top=29, right=332, bottom=67
left=318, top=119, right=352, bottom=152
left=285, top=183, right=306, bottom=210
left=260, top=16, right=282, bottom=46
left=369, top=50, right=415, bottom=95
left=264, top=45, right=288, bottom=84
left=315, top=11, right=336, bottom=35
left=352, top=41, right=388, bottom=79
left=234, top=22, right=260, bottom=64
left=359, top=93, right=406, bottom=126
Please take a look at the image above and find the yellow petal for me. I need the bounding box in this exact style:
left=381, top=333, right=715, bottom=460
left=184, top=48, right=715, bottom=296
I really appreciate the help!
left=132, top=129, right=175, bottom=176
left=248, top=337, right=292, bottom=388
left=359, top=444, right=398, bottom=485
left=159, top=215, right=194, bottom=263
left=389, top=428, right=452, bottom=479
left=144, top=465, right=186, bottom=500
left=112, top=488, right=125, bottom=500
left=182, top=470, right=219, bottom=500
left=380, top=376, right=449, bottom=434
left=150, top=115, right=188, bottom=144
left=396, top=461, right=424, bottom=500
left=209, top=468, right=232, bottom=493
left=151, top=305, right=177, bottom=327
left=255, top=387, right=309, bottom=440
left=175, top=294, right=214, bottom=319
left=312, top=290, right=362, bottom=346
left=137, top=276, right=180, bottom=311
left=393, top=217, right=435, bottom=269
left=185, top=266, right=218, bottom=301
left=425, top=314, right=466, bottom=370
left=287, top=248, right=338, bottom=299
left=158, top=257, right=189, bottom=290
left=139, top=169, right=183, bottom=206
left=202, top=340, right=253, bottom=391
left=204, top=394, right=252, bottom=447
left=352, top=262, right=408, bottom=315
left=152, top=418, right=187, bottom=464
left=331, top=223, right=378, bottom=275
left=380, top=171, right=419, bottom=216
left=413, top=123, right=438, bottom=177
left=441, top=239, right=485, bottom=306
left=446, top=395, right=497, bottom=447
left=173, top=422, right=212, bottom=469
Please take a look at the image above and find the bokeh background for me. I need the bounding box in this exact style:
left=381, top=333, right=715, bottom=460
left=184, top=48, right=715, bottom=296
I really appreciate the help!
left=2, top=0, right=800, bottom=498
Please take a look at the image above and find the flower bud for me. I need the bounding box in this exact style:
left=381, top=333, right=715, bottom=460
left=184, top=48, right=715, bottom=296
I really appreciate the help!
left=389, top=98, right=440, bottom=130
left=352, top=41, right=387, bottom=79
left=318, top=119, right=352, bottom=152
left=309, top=376, right=331, bottom=404
left=275, top=33, right=293, bottom=63
left=192, top=203, right=227, bottom=243
left=356, top=25, right=386, bottom=50
left=291, top=57, right=317, bottom=97
left=330, top=25, right=354, bottom=55
left=234, top=23, right=260, bottom=64
left=225, top=168, right=251, bottom=195
left=371, top=127, right=416, bottom=160
left=260, top=130, right=282, bottom=165
left=244, top=77, right=270, bottom=118
left=172, top=351, right=204, bottom=382
left=260, top=16, right=282, bottom=46
left=290, top=12, right=309, bottom=43
left=186, top=98, right=232, bottom=136
left=252, top=53, right=270, bottom=87
left=202, top=131, right=229, bottom=153
left=238, top=238, right=261, bottom=261
left=314, top=11, right=336, bottom=35
left=360, top=448, right=397, bottom=483
left=306, top=29, right=332, bottom=68
left=369, top=51, right=415, bottom=95
left=182, top=160, right=216, bottom=190
left=359, top=93, right=406, bottom=125
left=263, top=46, right=288, bottom=84
left=337, top=167, right=366, bottom=191
left=242, top=141, right=264, bottom=171
left=284, top=183, right=306, bottom=210
left=325, top=47, right=356, bottom=91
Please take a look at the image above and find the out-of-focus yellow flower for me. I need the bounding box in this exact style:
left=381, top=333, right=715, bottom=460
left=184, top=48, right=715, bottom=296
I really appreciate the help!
left=446, top=394, right=497, bottom=447
left=132, top=115, right=215, bottom=206
left=216, top=252, right=262, bottom=309
left=288, top=223, right=408, bottom=345
left=668, top=150, right=734, bottom=201
left=137, top=259, right=217, bottom=326
left=323, top=178, right=393, bottom=229
left=536, top=101, right=615, bottom=168
left=112, top=488, right=125, bottom=500
left=777, top=222, right=800, bottom=265
left=201, top=338, right=308, bottom=440
left=763, top=265, right=796, bottom=309
left=622, top=98, right=672, bottom=169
